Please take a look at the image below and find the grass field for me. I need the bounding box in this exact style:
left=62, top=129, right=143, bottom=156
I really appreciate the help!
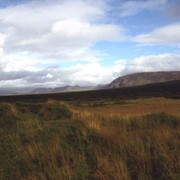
left=0, top=96, right=180, bottom=180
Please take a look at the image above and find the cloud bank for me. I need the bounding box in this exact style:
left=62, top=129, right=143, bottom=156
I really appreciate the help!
left=0, top=0, right=179, bottom=89
left=1, top=54, right=179, bottom=88
left=134, top=23, right=180, bottom=45
left=0, top=0, right=123, bottom=62
left=0, top=0, right=122, bottom=87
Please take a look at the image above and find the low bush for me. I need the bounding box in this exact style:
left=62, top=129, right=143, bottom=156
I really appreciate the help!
left=0, top=103, right=17, bottom=127
left=144, top=112, right=179, bottom=128
left=128, top=113, right=180, bottom=130
left=16, top=103, right=43, bottom=114
left=40, top=103, right=73, bottom=120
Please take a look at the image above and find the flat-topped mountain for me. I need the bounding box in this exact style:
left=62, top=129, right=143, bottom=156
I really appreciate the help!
left=108, top=71, right=180, bottom=88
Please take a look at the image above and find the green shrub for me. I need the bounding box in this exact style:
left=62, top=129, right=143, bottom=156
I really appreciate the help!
left=128, top=113, right=180, bottom=130
left=100, top=117, right=108, bottom=126
left=16, top=103, right=43, bottom=114
left=40, top=103, right=73, bottom=120
left=128, top=117, right=140, bottom=130
left=143, top=113, right=180, bottom=128
left=0, top=103, right=17, bottom=127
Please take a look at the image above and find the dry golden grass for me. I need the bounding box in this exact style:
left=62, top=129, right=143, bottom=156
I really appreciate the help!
left=0, top=97, right=180, bottom=179
left=69, top=98, right=180, bottom=179
left=71, top=98, right=180, bottom=125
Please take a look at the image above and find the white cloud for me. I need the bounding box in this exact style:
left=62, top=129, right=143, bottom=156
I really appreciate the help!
left=51, top=18, right=120, bottom=41
left=0, top=33, right=6, bottom=46
left=0, top=0, right=123, bottom=63
left=114, top=54, right=180, bottom=76
left=68, top=63, right=113, bottom=85
left=0, top=0, right=179, bottom=90
left=0, top=0, right=127, bottom=89
left=120, top=0, right=167, bottom=17
left=0, top=48, right=4, bottom=57
left=0, top=0, right=126, bottom=89
left=134, top=23, right=180, bottom=45
left=127, top=54, right=180, bottom=73
left=0, top=61, right=113, bottom=88
left=0, top=53, right=179, bottom=89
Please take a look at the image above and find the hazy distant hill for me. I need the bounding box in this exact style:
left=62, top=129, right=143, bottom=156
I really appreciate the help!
left=1, top=71, right=180, bottom=95
left=30, top=88, right=52, bottom=94
left=30, top=85, right=95, bottom=94
left=1, top=80, right=180, bottom=102
left=108, top=71, right=180, bottom=88
left=0, top=89, right=16, bottom=95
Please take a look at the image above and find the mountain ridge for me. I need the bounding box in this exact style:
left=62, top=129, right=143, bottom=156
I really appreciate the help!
left=1, top=71, right=180, bottom=95
left=108, top=71, right=180, bottom=88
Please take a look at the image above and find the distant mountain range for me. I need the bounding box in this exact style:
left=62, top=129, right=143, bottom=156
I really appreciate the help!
left=30, top=85, right=96, bottom=94
left=108, top=71, right=180, bottom=88
left=0, top=71, right=180, bottom=95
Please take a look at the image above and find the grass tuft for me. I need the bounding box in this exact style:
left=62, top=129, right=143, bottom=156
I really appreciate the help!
left=40, top=102, right=73, bottom=120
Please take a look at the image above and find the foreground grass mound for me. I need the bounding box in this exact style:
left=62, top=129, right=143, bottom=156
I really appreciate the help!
left=0, top=100, right=180, bottom=179
left=0, top=103, right=17, bottom=127
left=15, top=101, right=73, bottom=121
left=40, top=103, right=73, bottom=120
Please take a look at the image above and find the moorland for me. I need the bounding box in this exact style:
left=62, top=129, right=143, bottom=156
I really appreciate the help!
left=0, top=80, right=180, bottom=179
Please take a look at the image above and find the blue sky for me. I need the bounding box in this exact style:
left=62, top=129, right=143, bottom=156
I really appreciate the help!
left=0, top=0, right=180, bottom=88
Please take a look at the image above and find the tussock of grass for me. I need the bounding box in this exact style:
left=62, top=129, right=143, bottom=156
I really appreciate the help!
left=0, top=100, right=180, bottom=179
left=0, top=103, right=18, bottom=127
left=127, top=113, right=180, bottom=130
left=40, top=102, right=73, bottom=120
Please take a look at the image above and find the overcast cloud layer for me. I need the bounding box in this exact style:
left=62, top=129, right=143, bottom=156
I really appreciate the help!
left=0, top=0, right=180, bottom=89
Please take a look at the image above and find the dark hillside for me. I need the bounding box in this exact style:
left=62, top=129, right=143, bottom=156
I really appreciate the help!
left=0, top=80, right=179, bottom=102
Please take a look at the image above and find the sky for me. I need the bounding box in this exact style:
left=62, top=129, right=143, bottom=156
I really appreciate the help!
left=0, top=0, right=180, bottom=89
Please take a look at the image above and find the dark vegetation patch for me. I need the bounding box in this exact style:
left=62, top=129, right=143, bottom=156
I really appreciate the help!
left=0, top=80, right=179, bottom=103
left=0, top=103, right=17, bottom=127
left=72, top=100, right=128, bottom=107
left=16, top=103, right=43, bottom=114
left=128, top=113, right=180, bottom=130
left=40, top=103, right=72, bottom=120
